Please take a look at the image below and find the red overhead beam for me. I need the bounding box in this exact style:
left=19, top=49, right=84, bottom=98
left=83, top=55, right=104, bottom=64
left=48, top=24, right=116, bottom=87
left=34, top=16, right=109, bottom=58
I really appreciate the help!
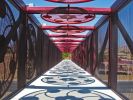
left=56, top=43, right=79, bottom=46
left=59, top=47, right=76, bottom=49
left=59, top=49, right=73, bottom=53
left=57, top=47, right=77, bottom=50
left=46, top=0, right=93, bottom=4
left=52, top=37, right=84, bottom=40
left=58, top=49, right=76, bottom=52
left=56, top=46, right=78, bottom=48
left=48, top=33, right=66, bottom=36
left=22, top=6, right=112, bottom=14
left=56, top=44, right=78, bottom=46
left=56, top=46, right=78, bottom=49
left=54, top=42, right=80, bottom=43
left=58, top=47, right=77, bottom=49
left=40, top=26, right=96, bottom=30
left=58, top=46, right=77, bottom=49
left=49, top=34, right=86, bottom=37
left=54, top=42, right=80, bottom=45
left=58, top=47, right=76, bottom=51
left=55, top=43, right=79, bottom=45
left=56, top=42, right=79, bottom=44
left=53, top=39, right=84, bottom=42
left=49, top=34, right=87, bottom=38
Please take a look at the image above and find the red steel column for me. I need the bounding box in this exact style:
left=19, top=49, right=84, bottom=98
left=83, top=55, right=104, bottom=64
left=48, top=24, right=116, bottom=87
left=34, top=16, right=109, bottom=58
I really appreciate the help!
left=17, top=12, right=27, bottom=89
left=108, top=14, right=118, bottom=90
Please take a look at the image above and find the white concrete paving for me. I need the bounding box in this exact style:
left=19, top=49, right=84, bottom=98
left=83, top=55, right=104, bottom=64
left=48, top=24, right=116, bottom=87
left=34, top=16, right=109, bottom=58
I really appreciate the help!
left=10, top=60, right=122, bottom=100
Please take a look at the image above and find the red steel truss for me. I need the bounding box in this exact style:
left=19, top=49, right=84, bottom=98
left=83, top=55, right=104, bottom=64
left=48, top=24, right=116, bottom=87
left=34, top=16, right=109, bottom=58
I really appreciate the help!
left=45, top=0, right=93, bottom=4
left=55, top=43, right=79, bottom=45
left=21, top=6, right=112, bottom=14
left=54, top=42, right=80, bottom=45
left=48, top=25, right=87, bottom=34
left=40, top=25, right=96, bottom=30
left=41, top=7, right=95, bottom=24
left=48, top=34, right=87, bottom=38
left=52, top=39, right=84, bottom=42
left=19, top=2, right=112, bottom=52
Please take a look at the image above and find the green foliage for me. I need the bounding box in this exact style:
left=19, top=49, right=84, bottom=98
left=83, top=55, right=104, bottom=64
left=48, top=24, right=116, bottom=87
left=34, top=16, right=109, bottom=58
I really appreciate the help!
left=62, top=52, right=71, bottom=59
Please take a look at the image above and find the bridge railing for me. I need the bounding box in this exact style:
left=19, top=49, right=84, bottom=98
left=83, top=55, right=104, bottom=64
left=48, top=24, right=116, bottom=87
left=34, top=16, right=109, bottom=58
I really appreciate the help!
left=0, top=1, right=62, bottom=99
left=72, top=0, right=133, bottom=99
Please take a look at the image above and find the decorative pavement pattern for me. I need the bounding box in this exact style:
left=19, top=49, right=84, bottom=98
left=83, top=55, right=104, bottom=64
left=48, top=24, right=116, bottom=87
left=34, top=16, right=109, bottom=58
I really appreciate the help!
left=10, top=60, right=122, bottom=100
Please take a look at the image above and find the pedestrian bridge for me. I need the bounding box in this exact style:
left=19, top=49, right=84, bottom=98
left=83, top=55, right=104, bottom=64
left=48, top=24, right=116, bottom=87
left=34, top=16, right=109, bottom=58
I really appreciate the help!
left=9, top=60, right=122, bottom=100
left=0, top=0, right=133, bottom=100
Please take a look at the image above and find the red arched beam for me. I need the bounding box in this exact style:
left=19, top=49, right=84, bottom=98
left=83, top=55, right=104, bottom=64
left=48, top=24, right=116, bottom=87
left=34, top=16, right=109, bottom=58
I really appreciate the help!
left=48, top=34, right=87, bottom=38
left=54, top=42, right=81, bottom=45
left=56, top=44, right=78, bottom=46
left=48, top=25, right=87, bottom=33
left=58, top=48, right=77, bottom=52
left=52, top=37, right=84, bottom=40
left=59, top=47, right=76, bottom=50
left=58, top=49, right=73, bottom=52
left=46, top=0, right=93, bottom=4
left=58, top=47, right=77, bottom=51
left=56, top=46, right=78, bottom=49
left=40, top=26, right=96, bottom=30
left=53, top=39, right=84, bottom=42
left=41, top=7, right=95, bottom=24
left=59, top=47, right=77, bottom=49
left=22, top=6, right=112, bottom=14
left=56, top=43, right=79, bottom=45
left=54, top=42, right=80, bottom=43
left=55, top=43, right=79, bottom=46
left=59, top=49, right=76, bottom=53
left=56, top=46, right=79, bottom=49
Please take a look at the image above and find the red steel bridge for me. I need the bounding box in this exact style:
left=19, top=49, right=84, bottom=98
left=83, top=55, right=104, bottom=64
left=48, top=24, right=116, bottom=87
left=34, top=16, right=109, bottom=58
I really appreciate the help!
left=0, top=0, right=133, bottom=99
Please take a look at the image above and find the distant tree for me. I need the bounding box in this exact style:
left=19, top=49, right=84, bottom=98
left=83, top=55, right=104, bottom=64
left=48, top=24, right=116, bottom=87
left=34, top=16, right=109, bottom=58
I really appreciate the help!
left=62, top=52, right=71, bottom=59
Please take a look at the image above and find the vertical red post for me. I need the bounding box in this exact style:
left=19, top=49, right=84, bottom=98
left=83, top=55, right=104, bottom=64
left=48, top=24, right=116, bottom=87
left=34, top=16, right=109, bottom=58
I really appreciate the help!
left=108, top=14, right=118, bottom=90
left=17, top=12, right=27, bottom=89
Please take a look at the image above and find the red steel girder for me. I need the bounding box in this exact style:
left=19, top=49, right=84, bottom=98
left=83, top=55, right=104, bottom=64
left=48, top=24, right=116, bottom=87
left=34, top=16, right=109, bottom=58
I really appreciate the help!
left=55, top=43, right=79, bottom=45
left=58, top=47, right=76, bottom=49
left=57, top=47, right=77, bottom=50
left=54, top=42, right=80, bottom=45
left=58, top=49, right=76, bottom=52
left=22, top=6, right=112, bottom=14
left=57, top=47, right=77, bottom=48
left=58, top=46, right=77, bottom=47
left=49, top=34, right=87, bottom=38
left=53, top=39, right=84, bottom=42
left=59, top=47, right=76, bottom=49
left=54, top=42, right=80, bottom=43
left=56, top=44, right=78, bottom=46
left=58, top=47, right=77, bottom=50
left=52, top=37, right=84, bottom=40
left=56, top=44, right=79, bottom=46
left=56, top=45, right=79, bottom=48
left=45, top=0, right=93, bottom=4
left=40, top=25, right=96, bottom=30
left=58, top=47, right=77, bottom=48
left=58, top=49, right=75, bottom=52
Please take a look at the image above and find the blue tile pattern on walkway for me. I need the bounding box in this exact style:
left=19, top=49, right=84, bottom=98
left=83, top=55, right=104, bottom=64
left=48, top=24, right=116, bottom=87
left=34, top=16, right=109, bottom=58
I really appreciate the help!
left=10, top=60, right=122, bottom=100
